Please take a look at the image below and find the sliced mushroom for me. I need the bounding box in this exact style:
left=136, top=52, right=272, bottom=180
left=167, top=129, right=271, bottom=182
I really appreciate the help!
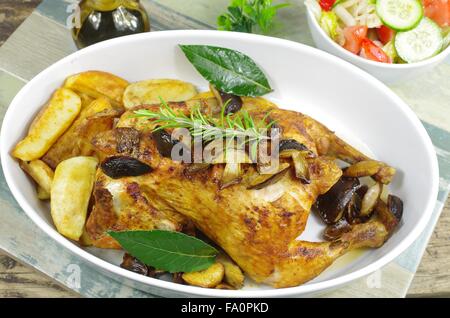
left=147, top=267, right=166, bottom=278
left=279, top=139, right=308, bottom=152
left=315, top=177, right=360, bottom=224
left=210, top=84, right=242, bottom=115
left=120, top=253, right=148, bottom=276
left=101, top=156, right=152, bottom=179
left=173, top=272, right=185, bottom=284
left=247, top=162, right=290, bottom=190
left=387, top=194, right=403, bottom=222
left=360, top=182, right=381, bottom=218
left=323, top=217, right=352, bottom=241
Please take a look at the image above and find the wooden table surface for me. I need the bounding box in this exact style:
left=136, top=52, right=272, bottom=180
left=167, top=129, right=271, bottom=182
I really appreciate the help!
left=0, top=0, right=449, bottom=298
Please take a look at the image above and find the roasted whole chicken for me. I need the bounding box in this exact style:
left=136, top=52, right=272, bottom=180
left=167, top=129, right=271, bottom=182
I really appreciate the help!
left=82, top=95, right=400, bottom=288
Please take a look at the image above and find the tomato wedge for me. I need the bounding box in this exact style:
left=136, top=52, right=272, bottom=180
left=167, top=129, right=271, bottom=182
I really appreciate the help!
left=319, top=0, right=336, bottom=11
left=361, top=39, right=391, bottom=63
left=376, top=25, right=395, bottom=45
left=343, top=26, right=368, bottom=54
left=423, top=0, right=450, bottom=27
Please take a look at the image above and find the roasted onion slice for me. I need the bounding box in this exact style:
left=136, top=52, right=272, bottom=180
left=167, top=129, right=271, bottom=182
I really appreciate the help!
left=247, top=162, right=290, bottom=190
left=360, top=182, right=381, bottom=218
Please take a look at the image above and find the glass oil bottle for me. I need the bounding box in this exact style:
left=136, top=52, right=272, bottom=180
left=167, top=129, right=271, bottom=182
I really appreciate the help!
left=72, top=0, right=150, bottom=49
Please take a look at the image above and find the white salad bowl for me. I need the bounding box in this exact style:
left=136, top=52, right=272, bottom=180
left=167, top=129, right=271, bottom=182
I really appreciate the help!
left=0, top=30, right=438, bottom=297
left=306, top=6, right=450, bottom=84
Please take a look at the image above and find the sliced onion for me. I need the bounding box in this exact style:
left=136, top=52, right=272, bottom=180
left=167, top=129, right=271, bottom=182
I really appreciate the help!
left=247, top=163, right=290, bottom=190
left=220, top=163, right=242, bottom=189
left=292, top=151, right=310, bottom=184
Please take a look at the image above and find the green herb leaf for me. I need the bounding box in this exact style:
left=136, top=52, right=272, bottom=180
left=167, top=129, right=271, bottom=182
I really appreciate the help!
left=108, top=230, right=218, bottom=273
left=217, top=0, right=290, bottom=34
left=179, top=44, right=272, bottom=97
left=133, top=97, right=274, bottom=152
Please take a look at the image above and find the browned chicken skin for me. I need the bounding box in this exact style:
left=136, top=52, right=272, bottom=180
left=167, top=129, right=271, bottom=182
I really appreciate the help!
left=86, top=97, right=398, bottom=288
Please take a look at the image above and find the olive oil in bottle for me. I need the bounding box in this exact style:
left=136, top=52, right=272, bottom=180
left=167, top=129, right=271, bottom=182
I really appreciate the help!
left=72, top=0, right=150, bottom=49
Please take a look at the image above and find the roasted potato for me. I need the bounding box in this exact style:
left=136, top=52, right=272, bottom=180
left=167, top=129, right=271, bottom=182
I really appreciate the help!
left=51, top=156, right=98, bottom=240
left=36, top=186, right=50, bottom=200
left=182, top=262, right=224, bottom=288
left=189, top=91, right=215, bottom=100
left=13, top=88, right=81, bottom=161
left=123, top=79, right=198, bottom=109
left=42, top=97, right=119, bottom=169
left=64, top=71, right=128, bottom=106
left=79, top=227, right=94, bottom=246
left=217, top=254, right=245, bottom=289
left=19, top=160, right=54, bottom=198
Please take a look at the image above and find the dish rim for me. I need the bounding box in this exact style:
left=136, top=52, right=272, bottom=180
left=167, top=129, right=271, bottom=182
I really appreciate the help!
left=305, top=5, right=450, bottom=69
left=0, top=29, right=439, bottom=297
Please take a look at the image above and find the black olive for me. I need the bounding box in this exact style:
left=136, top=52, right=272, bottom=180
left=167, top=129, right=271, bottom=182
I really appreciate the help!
left=120, top=253, right=148, bottom=276
left=315, top=177, right=360, bottom=224
left=101, top=156, right=152, bottom=179
left=152, top=129, right=176, bottom=158
left=323, top=217, right=352, bottom=241
left=387, top=194, right=403, bottom=222
left=219, top=91, right=243, bottom=115
left=152, top=127, right=191, bottom=160
left=279, top=139, right=308, bottom=152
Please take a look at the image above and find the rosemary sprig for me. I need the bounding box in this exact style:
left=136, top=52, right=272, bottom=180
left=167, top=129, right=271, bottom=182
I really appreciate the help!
left=133, top=98, right=275, bottom=157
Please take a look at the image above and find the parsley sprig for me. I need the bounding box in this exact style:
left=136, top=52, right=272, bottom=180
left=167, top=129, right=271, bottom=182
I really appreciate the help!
left=217, top=0, right=290, bottom=34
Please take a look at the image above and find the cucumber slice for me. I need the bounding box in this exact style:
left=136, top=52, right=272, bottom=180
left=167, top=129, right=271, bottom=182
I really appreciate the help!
left=376, top=0, right=423, bottom=31
left=395, top=18, right=443, bottom=63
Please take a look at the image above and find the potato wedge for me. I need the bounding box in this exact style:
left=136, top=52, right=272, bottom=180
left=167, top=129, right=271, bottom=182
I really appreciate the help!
left=79, top=227, right=93, bottom=246
left=51, top=156, right=98, bottom=240
left=123, top=79, right=198, bottom=109
left=37, top=186, right=50, bottom=200
left=13, top=88, right=81, bottom=161
left=20, top=160, right=54, bottom=196
left=64, top=71, right=128, bottom=106
left=189, top=91, right=215, bottom=100
left=217, top=254, right=245, bottom=289
left=182, top=262, right=224, bottom=288
left=42, top=97, right=119, bottom=169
